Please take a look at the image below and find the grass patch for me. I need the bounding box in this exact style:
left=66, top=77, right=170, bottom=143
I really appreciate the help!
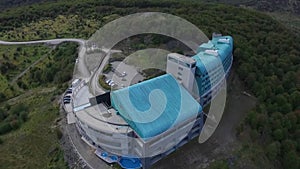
left=0, top=92, right=67, bottom=169
left=109, top=53, right=126, bottom=62
left=0, top=45, right=50, bottom=80
left=124, top=48, right=168, bottom=71
left=0, top=15, right=100, bottom=41
left=142, top=68, right=166, bottom=81
left=208, top=160, right=229, bottom=169
left=102, top=63, right=112, bottom=73
left=98, top=75, right=111, bottom=90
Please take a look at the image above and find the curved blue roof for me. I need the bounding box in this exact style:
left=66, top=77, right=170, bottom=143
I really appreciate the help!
left=111, top=74, right=201, bottom=140
left=193, top=36, right=233, bottom=74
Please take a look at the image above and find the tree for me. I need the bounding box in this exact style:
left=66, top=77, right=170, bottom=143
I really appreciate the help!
left=0, top=122, right=12, bottom=135
left=281, top=139, right=296, bottom=154
left=9, top=119, right=20, bottom=130
left=283, top=151, right=300, bottom=169
left=273, top=129, right=284, bottom=141
left=0, top=108, right=7, bottom=121
left=19, top=111, right=28, bottom=122
left=290, top=91, right=300, bottom=110
left=10, top=103, right=28, bottom=116
left=266, top=142, right=280, bottom=161
left=0, top=92, right=6, bottom=102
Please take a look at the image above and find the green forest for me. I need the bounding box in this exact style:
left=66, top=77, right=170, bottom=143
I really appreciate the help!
left=0, top=0, right=299, bottom=169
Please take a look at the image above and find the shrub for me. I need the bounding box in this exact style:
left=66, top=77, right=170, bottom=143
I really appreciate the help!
left=102, top=63, right=112, bottom=73
left=0, top=122, right=12, bottom=135
left=10, top=103, right=28, bottom=116
left=98, top=75, right=111, bottom=90
left=19, top=111, right=28, bottom=122
left=0, top=108, right=7, bottom=122
left=55, top=128, right=63, bottom=140
left=9, top=119, right=20, bottom=130
left=0, top=92, right=6, bottom=102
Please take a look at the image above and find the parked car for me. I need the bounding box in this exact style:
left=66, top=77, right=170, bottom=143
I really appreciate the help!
left=72, top=79, right=81, bottom=87
left=64, top=100, right=70, bottom=104
left=109, top=80, right=114, bottom=86
left=63, top=98, right=71, bottom=101
left=64, top=96, right=71, bottom=99
left=121, top=71, right=127, bottom=77
left=65, top=93, right=72, bottom=96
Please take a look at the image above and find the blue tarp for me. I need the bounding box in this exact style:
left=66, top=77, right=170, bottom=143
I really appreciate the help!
left=111, top=74, right=201, bottom=139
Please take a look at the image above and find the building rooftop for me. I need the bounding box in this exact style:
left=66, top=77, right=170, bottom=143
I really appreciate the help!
left=168, top=53, right=196, bottom=64
left=111, top=74, right=201, bottom=139
left=75, top=103, right=131, bottom=134
left=193, top=35, right=233, bottom=74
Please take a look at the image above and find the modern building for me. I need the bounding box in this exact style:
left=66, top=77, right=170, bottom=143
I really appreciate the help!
left=167, top=33, right=233, bottom=106
left=72, top=34, right=233, bottom=169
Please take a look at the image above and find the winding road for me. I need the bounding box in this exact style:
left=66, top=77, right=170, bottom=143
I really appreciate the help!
left=0, top=38, right=91, bottom=81
left=0, top=38, right=85, bottom=45
left=0, top=38, right=110, bottom=169
left=88, top=49, right=122, bottom=95
left=0, top=38, right=122, bottom=95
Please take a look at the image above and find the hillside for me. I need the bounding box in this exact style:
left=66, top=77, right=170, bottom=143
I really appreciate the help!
left=0, top=1, right=299, bottom=169
left=1, top=0, right=299, bottom=14
left=0, top=0, right=56, bottom=10
left=203, top=0, right=300, bottom=14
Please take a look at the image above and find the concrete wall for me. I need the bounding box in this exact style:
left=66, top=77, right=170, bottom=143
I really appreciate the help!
left=129, top=113, right=203, bottom=169
left=75, top=117, right=130, bottom=155
left=166, top=54, right=196, bottom=93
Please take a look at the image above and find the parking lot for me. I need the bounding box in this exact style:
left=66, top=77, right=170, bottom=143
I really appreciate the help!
left=104, top=61, right=144, bottom=89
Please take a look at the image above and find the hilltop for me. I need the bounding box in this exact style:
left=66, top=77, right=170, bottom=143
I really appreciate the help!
left=0, top=1, right=299, bottom=169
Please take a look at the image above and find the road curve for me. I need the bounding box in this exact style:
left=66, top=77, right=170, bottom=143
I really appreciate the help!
left=88, top=49, right=122, bottom=96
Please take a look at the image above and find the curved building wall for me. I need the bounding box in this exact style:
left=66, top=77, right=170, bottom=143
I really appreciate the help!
left=75, top=110, right=132, bottom=155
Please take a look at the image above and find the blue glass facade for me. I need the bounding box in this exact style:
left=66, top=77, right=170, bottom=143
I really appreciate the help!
left=192, top=36, right=233, bottom=105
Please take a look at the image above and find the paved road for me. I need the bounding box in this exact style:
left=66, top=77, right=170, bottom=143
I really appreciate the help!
left=0, top=38, right=121, bottom=92
left=75, top=46, right=91, bottom=80
left=0, top=38, right=117, bottom=169
left=0, top=38, right=85, bottom=45
left=88, top=49, right=122, bottom=95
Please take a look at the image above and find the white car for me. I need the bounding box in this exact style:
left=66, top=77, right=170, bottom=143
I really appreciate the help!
left=108, top=81, right=114, bottom=86
left=106, top=79, right=111, bottom=84
left=121, top=71, right=127, bottom=77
